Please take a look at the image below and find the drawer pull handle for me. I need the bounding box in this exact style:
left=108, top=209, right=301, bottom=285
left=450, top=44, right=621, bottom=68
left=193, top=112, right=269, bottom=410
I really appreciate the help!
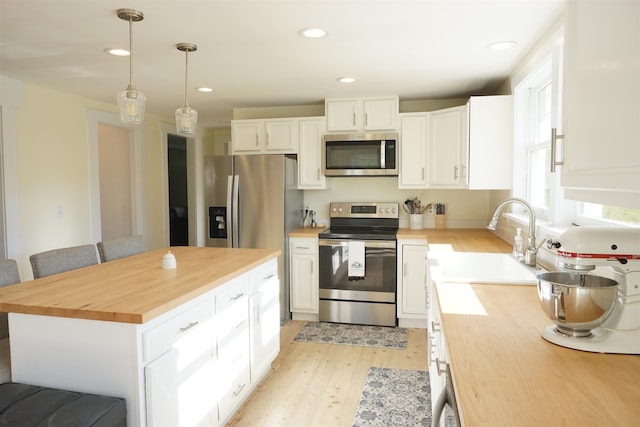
left=296, top=246, right=310, bottom=250
left=233, top=383, right=247, bottom=397
left=431, top=321, right=441, bottom=333
left=435, top=357, right=447, bottom=376
left=263, top=273, right=275, bottom=281
left=179, top=321, right=199, bottom=333
left=230, top=293, right=245, bottom=301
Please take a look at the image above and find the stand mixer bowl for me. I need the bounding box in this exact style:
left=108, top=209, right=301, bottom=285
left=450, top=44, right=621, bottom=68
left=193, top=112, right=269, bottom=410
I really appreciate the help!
left=537, top=272, right=618, bottom=337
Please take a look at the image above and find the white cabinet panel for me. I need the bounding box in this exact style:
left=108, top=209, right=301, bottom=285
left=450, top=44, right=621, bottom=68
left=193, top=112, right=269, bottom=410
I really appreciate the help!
left=326, top=97, right=398, bottom=132
left=290, top=238, right=319, bottom=314
left=397, top=240, right=428, bottom=322
left=298, top=117, right=327, bottom=189
left=399, top=113, right=428, bottom=188
left=231, top=119, right=298, bottom=154
left=561, top=0, right=640, bottom=207
left=428, top=106, right=466, bottom=188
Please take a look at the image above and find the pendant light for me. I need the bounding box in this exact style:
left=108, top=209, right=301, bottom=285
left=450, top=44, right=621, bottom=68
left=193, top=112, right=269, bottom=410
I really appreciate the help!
left=175, top=43, right=198, bottom=135
left=116, top=8, right=145, bottom=124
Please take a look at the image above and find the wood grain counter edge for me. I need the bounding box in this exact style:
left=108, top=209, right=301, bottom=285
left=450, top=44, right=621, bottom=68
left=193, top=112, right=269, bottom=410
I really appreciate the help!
left=0, top=247, right=280, bottom=324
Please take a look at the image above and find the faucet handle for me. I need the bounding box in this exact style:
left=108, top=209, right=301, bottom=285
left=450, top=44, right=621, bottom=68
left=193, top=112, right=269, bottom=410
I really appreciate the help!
left=546, top=239, right=561, bottom=249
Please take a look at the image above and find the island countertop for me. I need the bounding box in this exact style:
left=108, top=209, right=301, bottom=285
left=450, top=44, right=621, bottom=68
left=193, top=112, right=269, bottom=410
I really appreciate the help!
left=0, top=246, right=280, bottom=324
left=436, top=282, right=640, bottom=425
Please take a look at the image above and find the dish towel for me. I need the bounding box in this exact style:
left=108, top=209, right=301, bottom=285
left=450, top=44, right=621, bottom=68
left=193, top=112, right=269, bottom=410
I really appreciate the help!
left=348, top=241, right=365, bottom=278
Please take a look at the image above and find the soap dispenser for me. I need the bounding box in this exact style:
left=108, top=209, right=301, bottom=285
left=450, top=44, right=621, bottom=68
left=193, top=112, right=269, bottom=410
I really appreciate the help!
left=513, top=228, right=524, bottom=261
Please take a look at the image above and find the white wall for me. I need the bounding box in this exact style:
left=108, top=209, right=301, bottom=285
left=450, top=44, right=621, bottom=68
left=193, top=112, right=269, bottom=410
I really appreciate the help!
left=304, top=177, right=493, bottom=229
left=10, top=83, right=169, bottom=279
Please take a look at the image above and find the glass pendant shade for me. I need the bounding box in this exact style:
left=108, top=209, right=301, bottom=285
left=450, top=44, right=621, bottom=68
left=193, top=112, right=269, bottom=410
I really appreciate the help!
left=175, top=106, right=198, bottom=135
left=176, top=43, right=198, bottom=135
left=118, top=87, right=146, bottom=124
left=116, top=9, right=145, bottom=125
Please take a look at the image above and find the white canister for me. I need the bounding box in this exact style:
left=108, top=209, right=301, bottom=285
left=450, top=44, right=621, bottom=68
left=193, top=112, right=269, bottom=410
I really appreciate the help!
left=162, top=251, right=177, bottom=269
left=409, top=214, right=424, bottom=230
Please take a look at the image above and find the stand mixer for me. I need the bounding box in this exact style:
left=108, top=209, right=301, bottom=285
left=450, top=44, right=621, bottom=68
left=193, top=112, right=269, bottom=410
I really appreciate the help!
left=541, top=227, right=640, bottom=354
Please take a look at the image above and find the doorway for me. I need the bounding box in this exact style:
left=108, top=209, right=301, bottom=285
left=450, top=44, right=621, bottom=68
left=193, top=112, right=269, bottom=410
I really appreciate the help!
left=168, top=135, right=189, bottom=246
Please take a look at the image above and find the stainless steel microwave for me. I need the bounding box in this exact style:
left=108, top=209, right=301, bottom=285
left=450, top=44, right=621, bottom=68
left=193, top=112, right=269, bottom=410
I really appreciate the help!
left=322, top=132, right=398, bottom=176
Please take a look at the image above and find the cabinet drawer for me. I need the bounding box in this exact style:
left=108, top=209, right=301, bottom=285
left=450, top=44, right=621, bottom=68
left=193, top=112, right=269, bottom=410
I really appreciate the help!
left=291, top=238, right=317, bottom=254
left=143, top=297, right=214, bottom=363
left=216, top=279, right=249, bottom=343
left=250, top=259, right=278, bottom=294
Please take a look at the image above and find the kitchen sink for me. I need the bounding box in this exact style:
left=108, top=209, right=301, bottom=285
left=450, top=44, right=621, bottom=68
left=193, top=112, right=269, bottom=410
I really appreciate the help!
left=428, top=251, right=538, bottom=285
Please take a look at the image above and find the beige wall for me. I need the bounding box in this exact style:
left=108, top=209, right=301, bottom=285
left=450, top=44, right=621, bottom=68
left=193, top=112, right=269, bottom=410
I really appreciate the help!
left=12, top=83, right=169, bottom=279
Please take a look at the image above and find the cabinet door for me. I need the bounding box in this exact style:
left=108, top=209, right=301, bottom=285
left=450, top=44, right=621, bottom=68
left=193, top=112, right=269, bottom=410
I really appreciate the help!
left=326, top=99, right=359, bottom=131
left=250, top=263, right=280, bottom=382
left=298, top=118, right=326, bottom=189
left=467, top=95, right=513, bottom=189
left=290, top=239, right=318, bottom=314
left=265, top=119, right=298, bottom=152
left=561, top=1, right=640, bottom=205
left=363, top=98, right=397, bottom=131
left=400, top=244, right=428, bottom=317
left=399, top=114, right=428, bottom=188
left=145, top=318, right=216, bottom=427
left=427, top=106, right=466, bottom=188
left=232, top=121, right=262, bottom=152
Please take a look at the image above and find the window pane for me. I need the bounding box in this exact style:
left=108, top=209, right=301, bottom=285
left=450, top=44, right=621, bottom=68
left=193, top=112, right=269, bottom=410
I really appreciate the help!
left=536, top=83, right=552, bottom=143
left=528, top=146, right=550, bottom=209
left=582, top=203, right=640, bottom=224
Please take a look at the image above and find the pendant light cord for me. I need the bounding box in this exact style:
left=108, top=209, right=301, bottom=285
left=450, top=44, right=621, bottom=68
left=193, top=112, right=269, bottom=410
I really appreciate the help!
left=183, top=50, right=190, bottom=108
left=128, top=16, right=134, bottom=90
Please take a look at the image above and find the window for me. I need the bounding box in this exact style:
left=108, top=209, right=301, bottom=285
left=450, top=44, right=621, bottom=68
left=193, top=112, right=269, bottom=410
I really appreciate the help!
left=578, top=203, right=640, bottom=226
left=514, top=56, right=554, bottom=220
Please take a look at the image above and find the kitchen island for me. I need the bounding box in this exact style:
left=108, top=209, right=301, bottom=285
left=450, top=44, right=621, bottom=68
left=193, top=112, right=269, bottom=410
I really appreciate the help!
left=435, top=281, right=640, bottom=426
left=0, top=246, right=281, bottom=426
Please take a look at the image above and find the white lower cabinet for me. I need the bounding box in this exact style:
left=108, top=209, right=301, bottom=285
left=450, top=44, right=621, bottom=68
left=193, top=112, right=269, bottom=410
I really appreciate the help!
left=216, top=277, right=251, bottom=423
left=289, top=237, right=319, bottom=320
left=144, top=297, right=217, bottom=427
left=249, top=260, right=280, bottom=382
left=397, top=239, right=428, bottom=327
left=144, top=261, right=280, bottom=426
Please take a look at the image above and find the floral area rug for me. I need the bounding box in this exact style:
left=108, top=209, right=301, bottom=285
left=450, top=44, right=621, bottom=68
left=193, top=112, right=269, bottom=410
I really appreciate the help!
left=352, top=367, right=431, bottom=427
left=293, top=322, right=408, bottom=349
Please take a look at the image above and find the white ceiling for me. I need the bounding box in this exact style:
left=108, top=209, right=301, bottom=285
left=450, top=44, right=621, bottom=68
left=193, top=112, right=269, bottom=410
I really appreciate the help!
left=0, top=0, right=563, bottom=128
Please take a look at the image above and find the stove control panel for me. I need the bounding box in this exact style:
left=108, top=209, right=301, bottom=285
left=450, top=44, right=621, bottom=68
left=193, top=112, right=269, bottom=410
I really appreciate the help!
left=329, top=202, right=399, bottom=219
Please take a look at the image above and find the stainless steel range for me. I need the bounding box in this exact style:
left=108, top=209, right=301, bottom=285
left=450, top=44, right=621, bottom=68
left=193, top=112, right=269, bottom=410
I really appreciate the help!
left=318, top=202, right=399, bottom=327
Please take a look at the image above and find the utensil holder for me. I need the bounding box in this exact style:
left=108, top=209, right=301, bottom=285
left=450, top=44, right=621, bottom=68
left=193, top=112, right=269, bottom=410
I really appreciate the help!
left=435, top=214, right=446, bottom=229
left=409, top=214, right=424, bottom=230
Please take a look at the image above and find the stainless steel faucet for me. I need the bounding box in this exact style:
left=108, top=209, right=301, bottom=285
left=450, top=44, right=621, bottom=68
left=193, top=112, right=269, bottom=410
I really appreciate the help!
left=487, top=197, right=537, bottom=267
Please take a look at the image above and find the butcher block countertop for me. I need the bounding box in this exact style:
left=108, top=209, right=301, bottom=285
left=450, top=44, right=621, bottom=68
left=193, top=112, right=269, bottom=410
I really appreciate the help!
left=288, top=227, right=327, bottom=237
left=436, top=283, right=640, bottom=425
left=398, top=228, right=513, bottom=253
left=0, top=246, right=279, bottom=324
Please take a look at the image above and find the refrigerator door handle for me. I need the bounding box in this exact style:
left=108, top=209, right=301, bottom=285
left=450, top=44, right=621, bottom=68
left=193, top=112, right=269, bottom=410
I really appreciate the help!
left=231, top=174, right=240, bottom=248
left=226, top=175, right=234, bottom=248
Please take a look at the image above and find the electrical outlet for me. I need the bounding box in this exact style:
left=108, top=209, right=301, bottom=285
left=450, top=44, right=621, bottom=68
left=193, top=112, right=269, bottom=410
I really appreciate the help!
left=56, top=205, right=64, bottom=219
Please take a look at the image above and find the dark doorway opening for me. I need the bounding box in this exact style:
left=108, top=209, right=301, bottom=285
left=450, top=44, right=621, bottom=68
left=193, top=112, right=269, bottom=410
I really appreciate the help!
left=168, top=135, right=188, bottom=246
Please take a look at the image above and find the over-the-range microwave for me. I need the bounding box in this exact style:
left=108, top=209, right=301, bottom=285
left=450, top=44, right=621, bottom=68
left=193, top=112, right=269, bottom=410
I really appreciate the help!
left=322, top=132, right=398, bottom=177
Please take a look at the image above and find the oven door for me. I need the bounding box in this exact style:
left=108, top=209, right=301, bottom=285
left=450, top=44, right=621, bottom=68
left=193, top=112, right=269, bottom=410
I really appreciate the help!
left=318, top=239, right=397, bottom=302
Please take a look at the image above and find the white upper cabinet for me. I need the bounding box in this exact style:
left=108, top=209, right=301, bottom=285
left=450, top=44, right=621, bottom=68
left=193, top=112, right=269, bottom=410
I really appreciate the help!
left=231, top=118, right=298, bottom=154
left=561, top=0, right=640, bottom=208
left=325, top=97, right=398, bottom=132
left=466, top=95, right=513, bottom=189
left=297, top=117, right=327, bottom=189
left=425, top=95, right=513, bottom=189
left=427, top=106, right=467, bottom=188
left=399, top=113, right=428, bottom=188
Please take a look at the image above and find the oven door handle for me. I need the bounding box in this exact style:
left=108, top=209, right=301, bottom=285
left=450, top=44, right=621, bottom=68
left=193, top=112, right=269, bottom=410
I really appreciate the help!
left=318, top=239, right=396, bottom=249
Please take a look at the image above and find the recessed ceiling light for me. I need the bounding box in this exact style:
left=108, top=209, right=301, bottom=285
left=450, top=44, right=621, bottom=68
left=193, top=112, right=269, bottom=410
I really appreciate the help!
left=488, top=41, right=517, bottom=51
left=105, top=47, right=130, bottom=56
left=298, top=27, right=328, bottom=39
left=196, top=87, right=213, bottom=93
left=337, top=76, right=356, bottom=84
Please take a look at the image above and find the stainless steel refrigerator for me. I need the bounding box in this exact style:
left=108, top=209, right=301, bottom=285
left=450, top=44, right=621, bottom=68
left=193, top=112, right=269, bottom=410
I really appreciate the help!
left=204, top=154, right=303, bottom=324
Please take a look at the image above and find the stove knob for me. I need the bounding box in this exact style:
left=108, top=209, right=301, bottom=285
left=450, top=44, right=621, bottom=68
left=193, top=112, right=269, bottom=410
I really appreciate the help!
left=338, top=207, right=343, bottom=213
left=331, top=207, right=337, bottom=213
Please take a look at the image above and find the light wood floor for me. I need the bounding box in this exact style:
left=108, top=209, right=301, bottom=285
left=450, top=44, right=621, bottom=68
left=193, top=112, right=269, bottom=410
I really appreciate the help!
left=227, top=321, right=428, bottom=427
